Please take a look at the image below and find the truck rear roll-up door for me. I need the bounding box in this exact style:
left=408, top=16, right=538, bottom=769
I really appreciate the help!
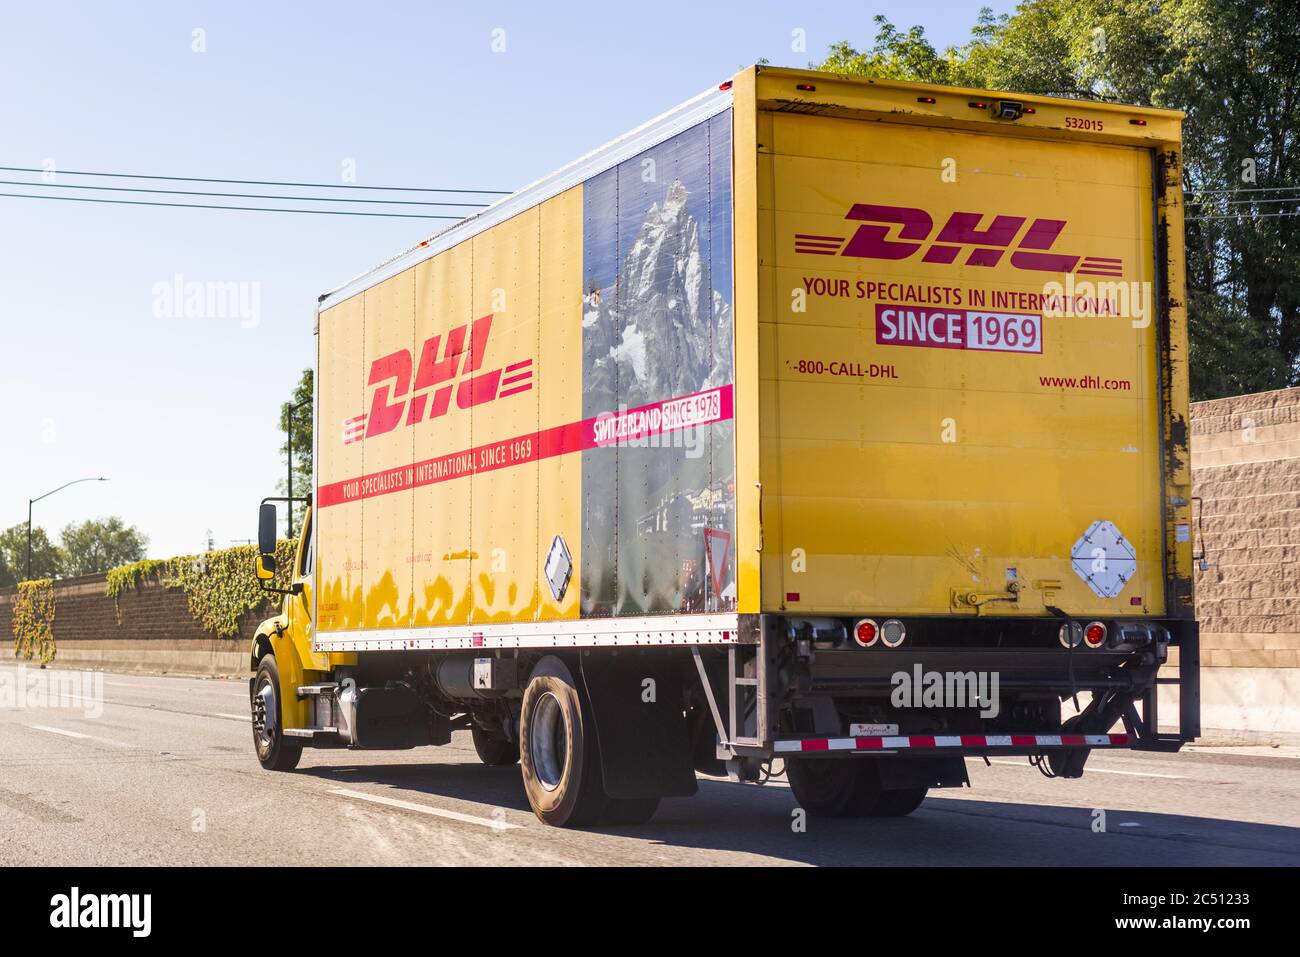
left=761, top=112, right=1164, bottom=618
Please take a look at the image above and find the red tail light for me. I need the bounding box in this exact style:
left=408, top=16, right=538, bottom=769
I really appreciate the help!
left=1084, top=621, right=1107, bottom=648
left=854, top=619, right=879, bottom=647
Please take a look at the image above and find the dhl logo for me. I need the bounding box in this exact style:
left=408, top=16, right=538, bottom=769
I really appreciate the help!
left=343, top=313, right=534, bottom=444
left=794, top=203, right=1122, bottom=277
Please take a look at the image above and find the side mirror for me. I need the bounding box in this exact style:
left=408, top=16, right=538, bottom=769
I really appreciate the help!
left=258, top=502, right=278, bottom=555
left=255, top=552, right=277, bottom=581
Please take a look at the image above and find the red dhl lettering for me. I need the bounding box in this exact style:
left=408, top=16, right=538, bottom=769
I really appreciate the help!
left=794, top=204, right=1123, bottom=277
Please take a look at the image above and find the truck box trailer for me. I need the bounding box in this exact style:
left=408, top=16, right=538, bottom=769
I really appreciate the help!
left=250, top=65, right=1199, bottom=827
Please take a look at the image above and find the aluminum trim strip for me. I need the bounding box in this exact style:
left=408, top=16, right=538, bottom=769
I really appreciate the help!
left=313, top=613, right=742, bottom=652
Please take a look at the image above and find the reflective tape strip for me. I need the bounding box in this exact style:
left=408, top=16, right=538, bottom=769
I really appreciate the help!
left=771, top=732, right=1130, bottom=754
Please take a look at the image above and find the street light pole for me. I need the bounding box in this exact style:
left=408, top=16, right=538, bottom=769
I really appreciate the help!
left=286, top=399, right=310, bottom=539
left=26, top=476, right=109, bottom=581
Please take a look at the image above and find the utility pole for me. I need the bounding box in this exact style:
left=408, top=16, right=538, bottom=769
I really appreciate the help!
left=286, top=399, right=311, bottom=539
left=27, top=477, right=109, bottom=581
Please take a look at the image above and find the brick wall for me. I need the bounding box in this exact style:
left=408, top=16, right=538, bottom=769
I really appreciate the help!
left=0, top=571, right=275, bottom=675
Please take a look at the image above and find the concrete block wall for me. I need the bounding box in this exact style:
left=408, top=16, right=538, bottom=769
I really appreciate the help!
left=1191, top=386, right=1300, bottom=742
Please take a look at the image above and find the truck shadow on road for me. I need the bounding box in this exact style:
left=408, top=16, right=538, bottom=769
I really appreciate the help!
left=294, top=760, right=1300, bottom=866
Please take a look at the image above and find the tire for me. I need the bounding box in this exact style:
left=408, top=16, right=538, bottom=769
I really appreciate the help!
left=471, top=723, right=520, bottom=766
left=518, top=656, right=608, bottom=827
left=787, top=758, right=926, bottom=818
left=252, top=655, right=301, bottom=772
left=604, top=797, right=660, bottom=826
left=868, top=786, right=927, bottom=817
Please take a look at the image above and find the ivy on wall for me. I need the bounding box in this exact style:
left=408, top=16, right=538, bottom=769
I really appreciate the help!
left=105, top=540, right=298, bottom=638
left=106, top=559, right=166, bottom=624
left=12, top=578, right=56, bottom=665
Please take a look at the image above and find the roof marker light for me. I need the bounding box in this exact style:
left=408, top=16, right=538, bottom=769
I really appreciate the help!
left=796, top=83, right=816, bottom=92
left=917, top=95, right=936, bottom=104
left=1129, top=118, right=1147, bottom=125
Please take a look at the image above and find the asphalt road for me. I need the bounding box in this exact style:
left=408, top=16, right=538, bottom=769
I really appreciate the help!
left=1, top=663, right=1297, bottom=866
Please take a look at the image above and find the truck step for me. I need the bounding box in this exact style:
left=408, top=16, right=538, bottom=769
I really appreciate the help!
left=296, top=683, right=339, bottom=698
left=282, top=727, right=346, bottom=748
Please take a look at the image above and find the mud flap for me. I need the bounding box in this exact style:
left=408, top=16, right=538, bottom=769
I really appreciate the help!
left=877, top=756, right=970, bottom=790
left=580, top=653, right=698, bottom=800
left=1047, top=748, right=1090, bottom=778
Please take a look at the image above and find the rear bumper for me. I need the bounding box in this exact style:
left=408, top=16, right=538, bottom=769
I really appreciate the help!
left=703, top=614, right=1199, bottom=763
left=774, top=731, right=1130, bottom=757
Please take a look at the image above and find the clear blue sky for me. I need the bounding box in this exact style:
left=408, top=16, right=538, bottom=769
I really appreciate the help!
left=0, top=1, right=1010, bottom=560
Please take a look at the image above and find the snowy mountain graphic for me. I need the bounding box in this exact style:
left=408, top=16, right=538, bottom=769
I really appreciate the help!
left=583, top=180, right=733, bottom=411
left=578, top=114, right=736, bottom=618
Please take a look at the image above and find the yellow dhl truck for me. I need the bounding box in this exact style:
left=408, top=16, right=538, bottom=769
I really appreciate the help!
left=249, top=66, right=1199, bottom=827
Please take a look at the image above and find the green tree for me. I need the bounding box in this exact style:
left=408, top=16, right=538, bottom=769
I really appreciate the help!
left=59, top=516, right=148, bottom=577
left=813, top=0, right=1300, bottom=400
left=278, top=367, right=313, bottom=531
left=0, top=523, right=62, bottom=585
left=817, top=17, right=960, bottom=84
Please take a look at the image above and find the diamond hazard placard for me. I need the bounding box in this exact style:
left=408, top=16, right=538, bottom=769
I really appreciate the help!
left=1071, top=520, right=1137, bottom=599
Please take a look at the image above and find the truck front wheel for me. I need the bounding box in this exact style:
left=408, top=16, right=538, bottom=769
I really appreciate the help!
left=787, top=758, right=926, bottom=818
left=252, top=655, right=301, bottom=772
left=518, top=656, right=608, bottom=827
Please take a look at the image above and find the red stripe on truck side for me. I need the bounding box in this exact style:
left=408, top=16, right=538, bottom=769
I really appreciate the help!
left=318, top=384, right=734, bottom=508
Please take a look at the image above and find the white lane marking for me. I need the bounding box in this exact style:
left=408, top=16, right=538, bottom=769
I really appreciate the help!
left=26, top=724, right=132, bottom=748
left=328, top=788, right=521, bottom=830
left=211, top=713, right=250, bottom=722
left=986, top=759, right=1183, bottom=780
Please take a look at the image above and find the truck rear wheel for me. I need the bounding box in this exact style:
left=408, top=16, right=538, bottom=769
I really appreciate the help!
left=518, top=656, right=608, bottom=827
left=787, top=758, right=926, bottom=818
left=471, top=724, right=520, bottom=766
left=252, top=655, right=301, bottom=772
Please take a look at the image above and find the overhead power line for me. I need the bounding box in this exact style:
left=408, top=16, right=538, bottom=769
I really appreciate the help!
left=1192, top=185, right=1300, bottom=195
left=1186, top=209, right=1300, bottom=221
left=0, top=178, right=490, bottom=207
left=1186, top=196, right=1300, bottom=208
left=0, top=191, right=463, bottom=219
left=0, top=165, right=510, bottom=194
